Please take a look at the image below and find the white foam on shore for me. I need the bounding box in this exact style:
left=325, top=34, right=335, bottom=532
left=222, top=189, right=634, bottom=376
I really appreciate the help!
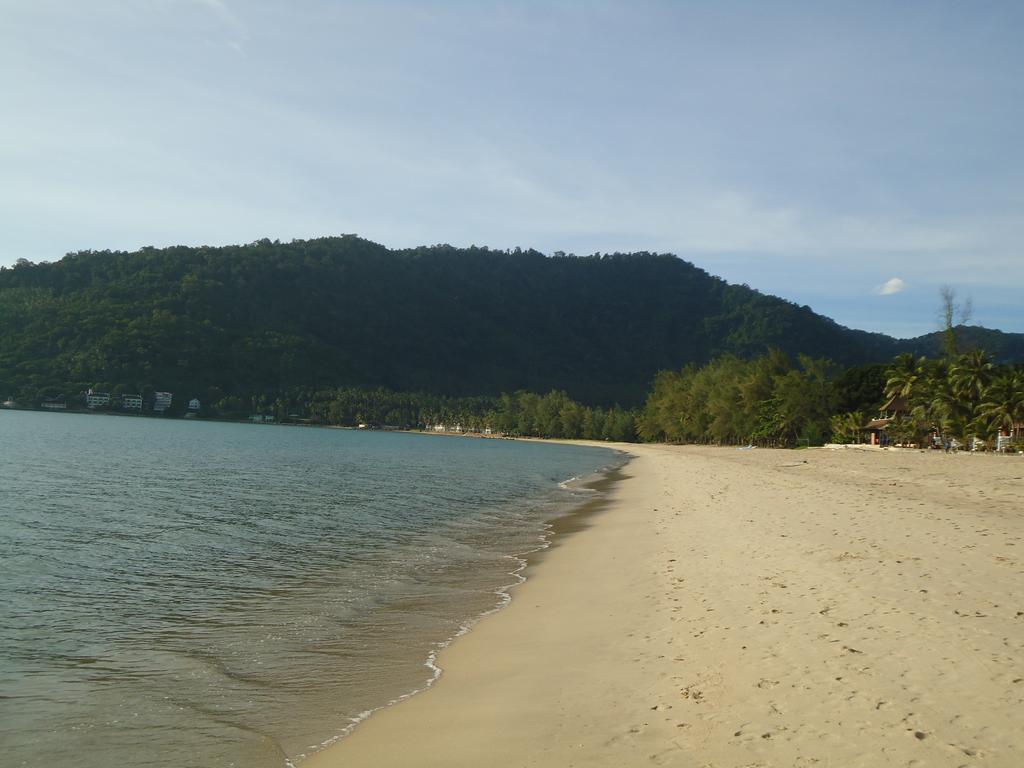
left=288, top=536, right=546, bottom=765
left=560, top=459, right=627, bottom=491
left=289, top=456, right=626, bottom=766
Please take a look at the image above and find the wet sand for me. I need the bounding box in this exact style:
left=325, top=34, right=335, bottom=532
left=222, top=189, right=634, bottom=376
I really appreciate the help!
left=302, top=444, right=1024, bottom=767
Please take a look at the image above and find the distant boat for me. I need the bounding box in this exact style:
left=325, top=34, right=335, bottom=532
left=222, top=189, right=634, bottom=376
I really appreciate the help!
left=1, top=399, right=17, bottom=409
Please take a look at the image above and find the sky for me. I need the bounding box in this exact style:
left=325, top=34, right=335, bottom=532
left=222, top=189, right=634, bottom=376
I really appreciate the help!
left=2, top=0, right=1021, bottom=338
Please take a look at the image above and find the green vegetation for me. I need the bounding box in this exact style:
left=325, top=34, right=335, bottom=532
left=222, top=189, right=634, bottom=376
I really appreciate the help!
left=2, top=237, right=1022, bottom=449
left=488, top=390, right=637, bottom=441
left=638, top=349, right=1022, bottom=449
left=878, top=351, right=1024, bottom=450
left=638, top=351, right=838, bottom=446
left=6, top=235, right=1021, bottom=411
left=277, top=387, right=637, bottom=441
left=43, top=347, right=1018, bottom=451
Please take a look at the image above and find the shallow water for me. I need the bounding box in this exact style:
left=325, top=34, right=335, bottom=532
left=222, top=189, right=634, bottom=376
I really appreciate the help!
left=0, top=411, right=618, bottom=767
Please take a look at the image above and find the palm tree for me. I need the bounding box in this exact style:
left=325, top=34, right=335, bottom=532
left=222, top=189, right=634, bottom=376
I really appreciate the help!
left=884, top=353, right=924, bottom=401
left=830, top=411, right=866, bottom=444
left=924, top=372, right=968, bottom=442
left=950, top=350, right=995, bottom=404
left=977, top=372, right=1024, bottom=442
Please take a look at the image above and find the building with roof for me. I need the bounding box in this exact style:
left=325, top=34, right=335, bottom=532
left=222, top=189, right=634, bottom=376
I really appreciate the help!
left=864, top=395, right=908, bottom=446
left=152, top=391, right=173, bottom=413
left=86, top=390, right=110, bottom=409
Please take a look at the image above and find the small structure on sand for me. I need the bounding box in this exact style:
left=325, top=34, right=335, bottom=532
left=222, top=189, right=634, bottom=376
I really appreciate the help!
left=864, top=395, right=908, bottom=446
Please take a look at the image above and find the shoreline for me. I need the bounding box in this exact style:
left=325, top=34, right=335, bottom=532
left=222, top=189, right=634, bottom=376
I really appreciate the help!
left=300, top=440, right=658, bottom=767
left=289, top=450, right=631, bottom=766
left=301, top=442, right=1023, bottom=767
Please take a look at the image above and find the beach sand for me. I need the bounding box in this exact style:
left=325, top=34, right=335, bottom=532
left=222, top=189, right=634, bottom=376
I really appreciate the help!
left=302, top=443, right=1024, bottom=767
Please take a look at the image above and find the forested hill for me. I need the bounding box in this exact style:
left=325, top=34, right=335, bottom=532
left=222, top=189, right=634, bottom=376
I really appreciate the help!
left=0, top=236, right=1019, bottom=407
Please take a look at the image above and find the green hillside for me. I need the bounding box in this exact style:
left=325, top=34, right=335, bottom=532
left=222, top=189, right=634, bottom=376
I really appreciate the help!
left=0, top=236, right=1019, bottom=409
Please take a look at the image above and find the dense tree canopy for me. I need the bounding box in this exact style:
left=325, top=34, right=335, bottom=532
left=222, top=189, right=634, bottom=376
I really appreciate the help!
left=212, top=386, right=638, bottom=442
left=879, top=352, right=1024, bottom=448
left=637, top=351, right=839, bottom=447
left=7, top=236, right=1020, bottom=409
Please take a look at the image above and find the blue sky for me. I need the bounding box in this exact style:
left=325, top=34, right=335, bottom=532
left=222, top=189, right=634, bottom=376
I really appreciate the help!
left=2, top=1, right=1021, bottom=337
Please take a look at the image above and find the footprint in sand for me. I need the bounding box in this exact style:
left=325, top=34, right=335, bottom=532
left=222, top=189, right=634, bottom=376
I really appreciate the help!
left=679, top=685, right=704, bottom=702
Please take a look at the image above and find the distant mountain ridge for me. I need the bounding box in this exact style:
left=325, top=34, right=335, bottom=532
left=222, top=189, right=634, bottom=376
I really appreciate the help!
left=1, top=236, right=1020, bottom=406
left=890, top=325, right=1024, bottom=363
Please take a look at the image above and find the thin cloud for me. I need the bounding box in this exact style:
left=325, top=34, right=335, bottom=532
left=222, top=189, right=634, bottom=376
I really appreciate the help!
left=874, top=277, right=906, bottom=296
left=192, top=0, right=232, bottom=19
left=187, top=0, right=247, bottom=48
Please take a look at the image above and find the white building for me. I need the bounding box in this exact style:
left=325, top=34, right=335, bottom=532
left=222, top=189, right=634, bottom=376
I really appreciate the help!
left=188, top=398, right=200, bottom=411
left=121, top=394, right=143, bottom=410
left=153, top=391, right=173, bottom=413
left=86, top=390, right=110, bottom=408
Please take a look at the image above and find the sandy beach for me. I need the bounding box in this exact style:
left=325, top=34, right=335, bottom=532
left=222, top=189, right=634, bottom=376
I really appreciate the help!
left=303, top=443, right=1024, bottom=768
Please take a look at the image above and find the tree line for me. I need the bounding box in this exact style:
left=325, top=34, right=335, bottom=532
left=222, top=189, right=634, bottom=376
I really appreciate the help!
left=120, top=385, right=640, bottom=442
left=639, top=351, right=841, bottom=446
left=303, top=387, right=637, bottom=442
left=638, top=347, right=1021, bottom=450
left=8, top=350, right=1020, bottom=449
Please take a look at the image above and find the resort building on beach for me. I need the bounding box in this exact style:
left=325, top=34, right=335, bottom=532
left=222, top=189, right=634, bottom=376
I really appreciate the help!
left=86, top=390, right=110, bottom=408
left=152, top=391, right=173, bottom=413
left=40, top=398, right=67, bottom=410
left=997, top=422, right=1024, bottom=452
left=864, top=394, right=907, bottom=446
left=121, top=394, right=143, bottom=410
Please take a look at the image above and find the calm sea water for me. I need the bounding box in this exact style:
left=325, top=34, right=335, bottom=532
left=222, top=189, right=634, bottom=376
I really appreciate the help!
left=0, top=410, right=619, bottom=768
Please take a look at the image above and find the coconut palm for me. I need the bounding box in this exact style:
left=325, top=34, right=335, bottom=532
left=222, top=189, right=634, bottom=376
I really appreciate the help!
left=922, top=372, right=968, bottom=440
left=884, top=353, right=925, bottom=401
left=830, top=411, right=866, bottom=444
left=950, top=350, right=995, bottom=404
left=977, top=372, right=1024, bottom=441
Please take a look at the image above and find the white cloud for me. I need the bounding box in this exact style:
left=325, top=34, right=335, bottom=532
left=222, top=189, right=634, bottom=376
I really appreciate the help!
left=874, top=277, right=907, bottom=296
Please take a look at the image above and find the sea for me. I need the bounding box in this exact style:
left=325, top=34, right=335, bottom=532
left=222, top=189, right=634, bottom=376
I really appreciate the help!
left=0, top=409, right=621, bottom=767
